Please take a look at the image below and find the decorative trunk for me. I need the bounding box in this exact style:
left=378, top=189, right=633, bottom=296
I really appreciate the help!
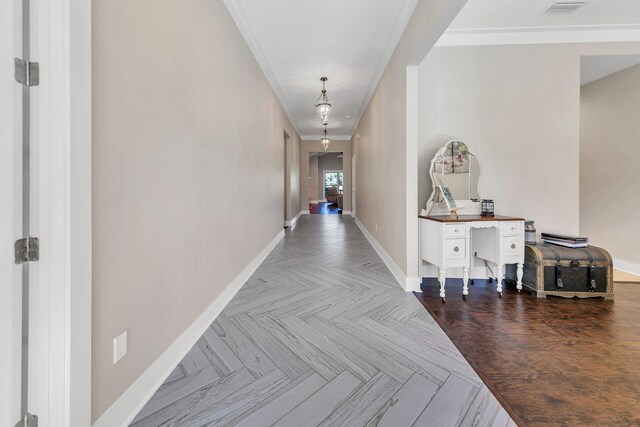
left=508, top=244, right=613, bottom=299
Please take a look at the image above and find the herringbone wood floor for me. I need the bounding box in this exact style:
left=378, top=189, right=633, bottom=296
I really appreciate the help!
left=130, top=215, right=514, bottom=427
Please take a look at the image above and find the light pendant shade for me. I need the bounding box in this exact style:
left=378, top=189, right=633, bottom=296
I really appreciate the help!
left=315, top=77, right=332, bottom=125
left=321, top=125, right=330, bottom=150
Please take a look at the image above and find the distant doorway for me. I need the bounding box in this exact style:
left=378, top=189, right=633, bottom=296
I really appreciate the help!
left=309, top=152, right=343, bottom=214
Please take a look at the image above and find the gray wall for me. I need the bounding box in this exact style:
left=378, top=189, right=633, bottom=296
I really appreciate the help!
left=92, top=0, right=300, bottom=420
left=580, top=64, right=640, bottom=265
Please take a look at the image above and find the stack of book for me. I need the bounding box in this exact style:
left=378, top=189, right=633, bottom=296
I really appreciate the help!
left=541, top=233, right=588, bottom=248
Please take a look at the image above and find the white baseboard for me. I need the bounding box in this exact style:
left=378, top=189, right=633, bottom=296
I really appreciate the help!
left=354, top=218, right=420, bottom=292
left=342, top=210, right=352, bottom=215
left=284, top=211, right=303, bottom=227
left=300, top=210, right=310, bottom=215
left=92, top=229, right=285, bottom=427
left=614, top=258, right=640, bottom=276
left=309, top=200, right=319, bottom=204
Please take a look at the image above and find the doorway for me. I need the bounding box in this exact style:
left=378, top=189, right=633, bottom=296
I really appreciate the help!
left=579, top=55, right=640, bottom=281
left=309, top=152, right=343, bottom=214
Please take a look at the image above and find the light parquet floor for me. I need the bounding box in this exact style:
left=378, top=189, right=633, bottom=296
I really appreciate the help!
left=131, top=215, right=513, bottom=427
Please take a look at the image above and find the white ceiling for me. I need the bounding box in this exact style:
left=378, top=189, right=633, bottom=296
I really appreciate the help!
left=581, top=54, right=640, bottom=85
left=437, top=0, right=640, bottom=46
left=223, top=0, right=418, bottom=140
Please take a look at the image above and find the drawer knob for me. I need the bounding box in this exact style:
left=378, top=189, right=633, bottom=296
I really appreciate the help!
left=511, top=243, right=516, bottom=249
left=454, top=246, right=459, bottom=253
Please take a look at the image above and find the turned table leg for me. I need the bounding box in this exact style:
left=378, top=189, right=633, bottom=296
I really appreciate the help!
left=516, top=262, right=524, bottom=292
left=438, top=269, right=446, bottom=302
left=462, top=266, right=470, bottom=297
left=496, top=265, right=504, bottom=295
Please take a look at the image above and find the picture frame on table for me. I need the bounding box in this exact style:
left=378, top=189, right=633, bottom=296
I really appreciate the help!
left=438, top=185, right=459, bottom=219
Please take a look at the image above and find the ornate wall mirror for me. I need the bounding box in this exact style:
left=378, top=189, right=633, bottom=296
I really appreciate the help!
left=423, top=140, right=481, bottom=216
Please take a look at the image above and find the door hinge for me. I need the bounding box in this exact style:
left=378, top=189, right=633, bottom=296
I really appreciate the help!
left=21, top=413, right=38, bottom=427
left=15, top=237, right=39, bottom=264
left=14, top=58, right=40, bottom=87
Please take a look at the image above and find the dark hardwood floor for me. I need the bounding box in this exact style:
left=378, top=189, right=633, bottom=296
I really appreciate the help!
left=415, top=278, right=640, bottom=427
left=309, top=201, right=341, bottom=214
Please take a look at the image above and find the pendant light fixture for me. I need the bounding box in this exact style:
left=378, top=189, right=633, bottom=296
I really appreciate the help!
left=321, top=125, right=330, bottom=150
left=314, top=77, right=332, bottom=125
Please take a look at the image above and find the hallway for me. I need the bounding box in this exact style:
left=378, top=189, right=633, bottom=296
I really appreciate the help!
left=130, top=215, right=513, bottom=426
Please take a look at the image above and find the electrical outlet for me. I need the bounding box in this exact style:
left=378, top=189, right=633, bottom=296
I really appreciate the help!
left=113, top=330, right=128, bottom=364
left=375, top=223, right=378, bottom=231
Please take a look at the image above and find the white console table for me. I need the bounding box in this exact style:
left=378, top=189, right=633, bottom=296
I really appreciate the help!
left=419, top=214, right=525, bottom=300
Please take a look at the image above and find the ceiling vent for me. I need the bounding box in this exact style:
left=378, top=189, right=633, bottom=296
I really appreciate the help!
left=546, top=1, right=585, bottom=13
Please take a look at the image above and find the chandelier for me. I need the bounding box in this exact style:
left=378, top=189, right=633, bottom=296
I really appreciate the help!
left=321, top=125, right=330, bottom=150
left=314, top=77, right=331, bottom=125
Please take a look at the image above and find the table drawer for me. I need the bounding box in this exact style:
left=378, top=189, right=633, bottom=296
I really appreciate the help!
left=503, top=236, right=523, bottom=257
left=445, top=224, right=466, bottom=239
left=501, top=222, right=523, bottom=237
left=445, top=239, right=466, bottom=259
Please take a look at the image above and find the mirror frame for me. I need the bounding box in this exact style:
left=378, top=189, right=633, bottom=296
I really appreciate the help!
left=424, top=140, right=482, bottom=216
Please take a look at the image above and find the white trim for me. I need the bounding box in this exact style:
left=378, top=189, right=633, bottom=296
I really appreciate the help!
left=355, top=219, right=421, bottom=292
left=614, top=258, right=640, bottom=277
left=437, top=25, right=640, bottom=47
left=349, top=0, right=419, bottom=137
left=224, top=0, right=419, bottom=141
left=309, top=200, right=319, bottom=204
left=92, top=229, right=285, bottom=427
left=0, top=0, right=22, bottom=423
left=342, top=210, right=352, bottom=215
left=405, top=65, right=419, bottom=286
left=284, top=210, right=303, bottom=227
left=300, top=134, right=353, bottom=141
left=28, top=0, right=92, bottom=425
left=300, top=210, right=310, bottom=215
left=222, top=0, right=301, bottom=136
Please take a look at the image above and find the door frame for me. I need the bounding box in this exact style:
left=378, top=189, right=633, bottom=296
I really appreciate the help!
left=28, top=0, right=92, bottom=425
left=351, top=153, right=356, bottom=218
left=0, top=0, right=24, bottom=425
left=283, top=131, right=291, bottom=227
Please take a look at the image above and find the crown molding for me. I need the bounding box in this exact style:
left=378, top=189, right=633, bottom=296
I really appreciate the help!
left=436, top=24, right=640, bottom=47
left=300, top=135, right=353, bottom=141
left=347, top=0, right=419, bottom=137
left=223, top=0, right=302, bottom=136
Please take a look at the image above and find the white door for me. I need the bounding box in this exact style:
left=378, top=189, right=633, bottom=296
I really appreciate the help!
left=1, top=0, right=24, bottom=424
left=1, top=1, right=39, bottom=425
